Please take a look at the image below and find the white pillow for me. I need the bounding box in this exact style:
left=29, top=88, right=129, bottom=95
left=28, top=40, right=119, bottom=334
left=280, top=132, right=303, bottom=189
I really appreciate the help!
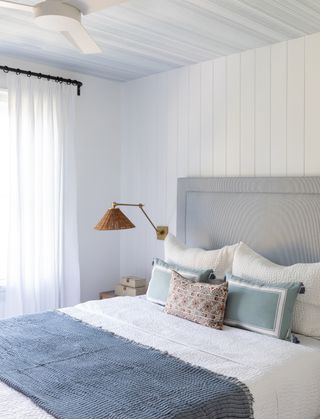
left=232, top=242, right=320, bottom=338
left=164, top=233, right=239, bottom=279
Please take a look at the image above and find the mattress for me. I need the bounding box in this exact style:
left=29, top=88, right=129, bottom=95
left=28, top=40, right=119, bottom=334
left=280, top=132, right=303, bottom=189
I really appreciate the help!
left=0, top=296, right=320, bottom=419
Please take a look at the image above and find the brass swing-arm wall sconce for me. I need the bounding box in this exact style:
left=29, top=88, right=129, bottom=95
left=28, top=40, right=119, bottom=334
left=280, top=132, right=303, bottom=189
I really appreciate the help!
left=95, top=202, right=168, bottom=240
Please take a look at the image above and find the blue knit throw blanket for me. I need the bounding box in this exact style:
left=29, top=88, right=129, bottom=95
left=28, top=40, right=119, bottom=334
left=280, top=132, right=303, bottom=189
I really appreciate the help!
left=0, top=311, right=253, bottom=419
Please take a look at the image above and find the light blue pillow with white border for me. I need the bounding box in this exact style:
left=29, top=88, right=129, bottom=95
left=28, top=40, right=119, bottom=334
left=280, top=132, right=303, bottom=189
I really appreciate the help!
left=146, top=258, right=215, bottom=306
left=224, top=273, right=302, bottom=341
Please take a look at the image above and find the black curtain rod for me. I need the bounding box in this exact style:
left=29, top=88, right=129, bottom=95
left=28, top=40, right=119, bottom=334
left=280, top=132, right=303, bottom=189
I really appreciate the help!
left=0, top=65, right=83, bottom=96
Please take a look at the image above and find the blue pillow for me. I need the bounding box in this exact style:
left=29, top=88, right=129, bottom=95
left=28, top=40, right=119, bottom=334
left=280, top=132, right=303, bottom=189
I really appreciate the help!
left=224, top=273, right=302, bottom=340
left=146, top=258, right=214, bottom=306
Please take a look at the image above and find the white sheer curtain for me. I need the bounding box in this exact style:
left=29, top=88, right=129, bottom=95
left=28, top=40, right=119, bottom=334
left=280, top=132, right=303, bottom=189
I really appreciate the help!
left=4, top=73, right=80, bottom=318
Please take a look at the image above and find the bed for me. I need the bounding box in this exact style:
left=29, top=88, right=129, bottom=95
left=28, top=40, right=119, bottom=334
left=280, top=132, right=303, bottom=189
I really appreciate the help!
left=1, top=176, right=320, bottom=419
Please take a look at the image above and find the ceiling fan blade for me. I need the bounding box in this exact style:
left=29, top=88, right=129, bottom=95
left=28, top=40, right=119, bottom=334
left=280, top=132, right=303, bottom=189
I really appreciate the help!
left=0, top=0, right=33, bottom=12
left=67, top=0, right=126, bottom=15
left=61, top=22, right=101, bottom=54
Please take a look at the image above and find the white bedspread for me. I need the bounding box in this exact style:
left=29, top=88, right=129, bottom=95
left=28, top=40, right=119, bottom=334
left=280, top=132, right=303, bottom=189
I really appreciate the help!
left=0, top=296, right=320, bottom=419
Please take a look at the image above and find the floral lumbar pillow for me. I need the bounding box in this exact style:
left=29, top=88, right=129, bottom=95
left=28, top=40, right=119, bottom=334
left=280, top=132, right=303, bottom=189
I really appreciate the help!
left=164, top=271, right=228, bottom=330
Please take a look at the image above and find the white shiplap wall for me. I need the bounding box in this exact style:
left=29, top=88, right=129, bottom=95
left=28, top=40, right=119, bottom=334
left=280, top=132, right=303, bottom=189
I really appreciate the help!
left=120, top=31, right=320, bottom=279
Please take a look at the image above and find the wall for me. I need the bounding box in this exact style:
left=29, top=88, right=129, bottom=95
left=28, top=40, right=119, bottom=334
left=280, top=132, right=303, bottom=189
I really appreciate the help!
left=0, top=56, right=122, bottom=302
left=121, top=31, right=320, bottom=279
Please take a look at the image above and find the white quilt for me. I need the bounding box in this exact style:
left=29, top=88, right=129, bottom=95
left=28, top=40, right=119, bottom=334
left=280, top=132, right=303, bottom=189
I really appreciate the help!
left=0, top=296, right=320, bottom=419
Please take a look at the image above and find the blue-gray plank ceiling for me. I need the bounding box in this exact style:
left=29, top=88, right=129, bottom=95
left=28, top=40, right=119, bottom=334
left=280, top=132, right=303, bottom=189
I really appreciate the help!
left=1, top=0, right=320, bottom=81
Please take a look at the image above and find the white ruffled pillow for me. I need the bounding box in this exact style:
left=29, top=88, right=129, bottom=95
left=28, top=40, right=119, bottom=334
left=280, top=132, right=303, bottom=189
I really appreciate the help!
left=164, top=234, right=239, bottom=279
left=232, top=242, right=320, bottom=338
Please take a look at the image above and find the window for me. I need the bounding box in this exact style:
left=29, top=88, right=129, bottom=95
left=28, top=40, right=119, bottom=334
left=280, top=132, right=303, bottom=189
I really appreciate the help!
left=0, top=90, right=9, bottom=286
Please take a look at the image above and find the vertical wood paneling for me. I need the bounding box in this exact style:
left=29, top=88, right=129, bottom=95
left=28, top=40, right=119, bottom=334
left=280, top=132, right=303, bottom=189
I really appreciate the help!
left=213, top=57, right=227, bottom=176
left=240, top=49, right=255, bottom=176
left=121, top=78, right=150, bottom=277
left=271, top=42, right=287, bottom=176
left=255, top=45, right=271, bottom=176
left=305, top=33, right=320, bottom=176
left=140, top=77, right=156, bottom=278
left=287, top=37, right=305, bottom=176
left=188, top=64, right=201, bottom=176
left=226, top=54, right=241, bottom=176
left=156, top=72, right=169, bottom=258
left=177, top=66, right=189, bottom=178
left=121, top=32, right=320, bottom=277
left=130, top=81, right=144, bottom=275
left=120, top=83, right=132, bottom=276
left=167, top=70, right=178, bottom=233
left=200, top=61, right=214, bottom=176
left=156, top=73, right=168, bottom=221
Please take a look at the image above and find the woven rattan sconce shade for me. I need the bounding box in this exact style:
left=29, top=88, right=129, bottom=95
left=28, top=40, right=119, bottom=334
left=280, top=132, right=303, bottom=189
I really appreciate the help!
left=95, top=202, right=168, bottom=239
left=95, top=208, right=135, bottom=231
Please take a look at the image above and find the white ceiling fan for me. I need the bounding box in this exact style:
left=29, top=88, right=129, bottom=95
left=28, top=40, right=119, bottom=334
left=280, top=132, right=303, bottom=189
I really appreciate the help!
left=0, top=0, right=126, bottom=54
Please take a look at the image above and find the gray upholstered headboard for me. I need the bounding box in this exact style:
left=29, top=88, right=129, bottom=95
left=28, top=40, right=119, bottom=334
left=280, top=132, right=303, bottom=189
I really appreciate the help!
left=177, top=177, right=320, bottom=265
